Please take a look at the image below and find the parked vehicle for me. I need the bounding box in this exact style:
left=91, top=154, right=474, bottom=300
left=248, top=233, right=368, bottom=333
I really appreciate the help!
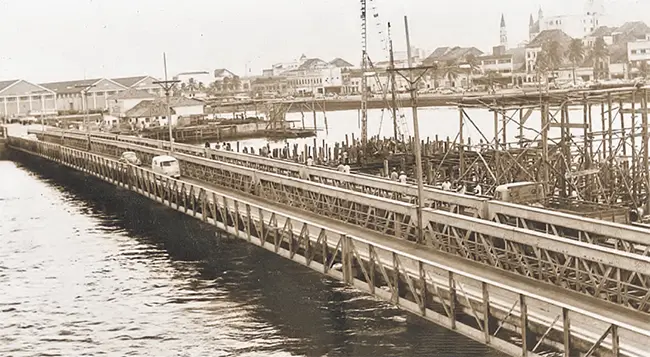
left=151, top=155, right=180, bottom=178
left=119, top=151, right=142, bottom=166
left=493, top=182, right=545, bottom=204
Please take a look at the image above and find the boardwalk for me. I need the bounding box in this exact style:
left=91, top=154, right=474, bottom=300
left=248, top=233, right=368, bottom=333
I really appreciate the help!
left=7, top=128, right=650, bottom=357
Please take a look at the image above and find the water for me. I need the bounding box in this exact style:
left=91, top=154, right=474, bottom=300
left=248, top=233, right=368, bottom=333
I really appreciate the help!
left=224, top=105, right=614, bottom=155
left=0, top=157, right=506, bottom=357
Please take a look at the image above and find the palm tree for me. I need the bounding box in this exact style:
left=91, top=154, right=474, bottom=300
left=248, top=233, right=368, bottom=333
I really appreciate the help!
left=541, top=40, right=564, bottom=82
left=590, top=37, right=609, bottom=80
left=566, top=39, right=585, bottom=84
left=464, top=53, right=481, bottom=89
left=443, top=60, right=461, bottom=87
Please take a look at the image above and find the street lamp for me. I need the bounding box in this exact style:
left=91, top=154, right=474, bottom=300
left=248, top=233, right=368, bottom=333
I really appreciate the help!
left=153, top=53, right=181, bottom=153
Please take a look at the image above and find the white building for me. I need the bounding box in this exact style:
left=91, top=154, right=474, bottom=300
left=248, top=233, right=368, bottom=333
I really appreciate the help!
left=0, top=79, right=57, bottom=119
left=525, top=29, right=574, bottom=82
left=174, top=71, right=212, bottom=88
left=529, top=0, right=606, bottom=40
left=107, top=88, right=157, bottom=117
left=285, top=67, right=345, bottom=95
left=124, top=96, right=204, bottom=128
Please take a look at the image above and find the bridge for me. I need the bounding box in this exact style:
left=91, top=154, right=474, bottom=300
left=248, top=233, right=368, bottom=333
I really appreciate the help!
left=6, top=127, right=650, bottom=357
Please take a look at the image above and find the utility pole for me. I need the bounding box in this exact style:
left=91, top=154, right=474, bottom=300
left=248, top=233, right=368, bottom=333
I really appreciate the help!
left=386, top=16, right=435, bottom=244
left=74, top=83, right=97, bottom=149
left=153, top=52, right=180, bottom=153
left=360, top=0, right=369, bottom=147
left=388, top=22, right=399, bottom=141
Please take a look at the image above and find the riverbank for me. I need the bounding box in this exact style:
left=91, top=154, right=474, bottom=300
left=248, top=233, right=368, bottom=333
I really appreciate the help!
left=210, top=88, right=578, bottom=114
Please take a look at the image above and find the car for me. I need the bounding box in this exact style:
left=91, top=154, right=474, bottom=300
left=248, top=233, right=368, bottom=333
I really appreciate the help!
left=151, top=155, right=180, bottom=179
left=119, top=151, right=142, bottom=166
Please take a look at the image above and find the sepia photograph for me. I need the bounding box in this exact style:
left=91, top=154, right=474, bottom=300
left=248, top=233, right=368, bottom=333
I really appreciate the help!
left=1, top=0, right=649, bottom=356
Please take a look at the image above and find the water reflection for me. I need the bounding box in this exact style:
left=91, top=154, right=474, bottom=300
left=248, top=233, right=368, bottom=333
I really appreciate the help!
left=0, top=157, right=504, bottom=357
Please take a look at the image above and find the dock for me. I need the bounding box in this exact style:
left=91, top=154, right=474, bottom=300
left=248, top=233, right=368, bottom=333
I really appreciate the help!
left=8, top=125, right=650, bottom=357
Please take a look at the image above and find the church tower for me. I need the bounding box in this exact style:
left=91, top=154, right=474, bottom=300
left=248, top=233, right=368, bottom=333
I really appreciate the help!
left=500, top=14, right=508, bottom=49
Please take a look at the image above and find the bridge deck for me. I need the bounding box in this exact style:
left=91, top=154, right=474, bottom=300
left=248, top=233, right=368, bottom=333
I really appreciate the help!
left=185, top=175, right=650, bottom=333
left=8, top=137, right=650, bottom=357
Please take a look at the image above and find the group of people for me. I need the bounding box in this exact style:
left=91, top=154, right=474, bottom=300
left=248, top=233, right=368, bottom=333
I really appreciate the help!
left=440, top=178, right=482, bottom=196
left=387, top=168, right=407, bottom=184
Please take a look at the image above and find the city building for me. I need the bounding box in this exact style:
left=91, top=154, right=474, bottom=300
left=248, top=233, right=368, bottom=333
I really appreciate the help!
left=525, top=29, right=573, bottom=82
left=124, top=96, right=204, bottom=128
left=211, top=69, right=241, bottom=93
left=249, top=76, right=290, bottom=97
left=0, top=79, right=57, bottom=119
left=174, top=71, right=212, bottom=88
left=40, top=78, right=128, bottom=113
left=107, top=88, right=157, bottom=117
left=112, top=75, right=163, bottom=95
left=422, top=46, right=484, bottom=88
left=529, top=0, right=605, bottom=41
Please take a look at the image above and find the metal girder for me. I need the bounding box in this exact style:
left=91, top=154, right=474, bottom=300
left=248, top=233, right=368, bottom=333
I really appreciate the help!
left=37, top=129, right=650, bottom=256
left=10, top=136, right=650, bottom=357
left=32, top=130, right=650, bottom=313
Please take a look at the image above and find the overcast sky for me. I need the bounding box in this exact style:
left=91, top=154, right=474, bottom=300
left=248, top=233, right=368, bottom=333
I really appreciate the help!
left=0, top=0, right=648, bottom=83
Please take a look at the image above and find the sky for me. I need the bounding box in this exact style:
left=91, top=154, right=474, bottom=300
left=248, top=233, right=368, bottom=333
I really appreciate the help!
left=0, top=0, right=648, bottom=83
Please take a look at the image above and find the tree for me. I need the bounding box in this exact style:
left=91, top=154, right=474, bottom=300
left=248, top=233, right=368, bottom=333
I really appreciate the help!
left=231, top=76, right=242, bottom=92
left=223, top=77, right=232, bottom=92
left=540, top=40, right=564, bottom=82
left=590, top=37, right=609, bottom=80
left=443, top=60, right=461, bottom=87
left=566, top=39, right=585, bottom=84
left=464, top=53, right=481, bottom=89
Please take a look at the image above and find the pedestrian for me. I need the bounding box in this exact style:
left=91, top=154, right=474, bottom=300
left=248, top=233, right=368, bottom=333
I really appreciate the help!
left=473, top=183, right=482, bottom=196
left=337, top=162, right=345, bottom=172
left=399, top=171, right=407, bottom=184
left=441, top=179, right=452, bottom=191
left=390, top=168, right=399, bottom=181
left=307, top=156, right=314, bottom=166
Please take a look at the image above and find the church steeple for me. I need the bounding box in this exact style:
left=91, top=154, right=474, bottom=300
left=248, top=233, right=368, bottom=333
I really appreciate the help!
left=500, top=14, right=508, bottom=49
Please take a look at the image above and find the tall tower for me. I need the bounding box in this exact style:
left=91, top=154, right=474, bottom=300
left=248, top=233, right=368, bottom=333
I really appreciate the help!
left=584, top=0, right=605, bottom=35
left=500, top=14, right=508, bottom=49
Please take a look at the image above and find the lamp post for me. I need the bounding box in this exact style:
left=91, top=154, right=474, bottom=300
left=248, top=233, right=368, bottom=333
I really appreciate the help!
left=153, top=53, right=181, bottom=153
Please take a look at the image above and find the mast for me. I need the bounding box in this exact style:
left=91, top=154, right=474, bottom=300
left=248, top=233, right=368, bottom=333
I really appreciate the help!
left=360, top=0, right=369, bottom=147
left=388, top=22, right=398, bottom=141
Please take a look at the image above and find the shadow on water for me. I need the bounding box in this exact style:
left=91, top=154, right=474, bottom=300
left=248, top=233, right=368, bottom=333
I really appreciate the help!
left=10, top=152, right=505, bottom=357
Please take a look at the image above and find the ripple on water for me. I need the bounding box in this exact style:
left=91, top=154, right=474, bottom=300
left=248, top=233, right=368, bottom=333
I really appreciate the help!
left=0, top=160, right=505, bottom=357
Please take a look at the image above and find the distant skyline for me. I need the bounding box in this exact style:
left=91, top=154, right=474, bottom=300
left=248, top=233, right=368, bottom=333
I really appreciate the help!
left=0, top=0, right=648, bottom=83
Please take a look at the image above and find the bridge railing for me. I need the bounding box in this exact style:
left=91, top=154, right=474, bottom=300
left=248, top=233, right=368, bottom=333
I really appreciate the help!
left=34, top=128, right=650, bottom=258
left=9, top=135, right=650, bottom=357
left=22, top=131, right=650, bottom=315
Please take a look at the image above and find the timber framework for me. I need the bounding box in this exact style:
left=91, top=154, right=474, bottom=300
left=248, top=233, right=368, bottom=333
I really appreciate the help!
left=442, top=85, right=650, bottom=213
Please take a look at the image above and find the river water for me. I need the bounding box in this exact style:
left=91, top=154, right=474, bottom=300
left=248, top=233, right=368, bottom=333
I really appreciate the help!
left=224, top=105, right=606, bottom=153
left=0, top=157, right=506, bottom=356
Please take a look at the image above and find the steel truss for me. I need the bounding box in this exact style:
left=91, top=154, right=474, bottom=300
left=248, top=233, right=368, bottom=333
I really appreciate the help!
left=37, top=129, right=650, bottom=258
left=9, top=137, right=650, bottom=357
left=32, top=130, right=650, bottom=315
